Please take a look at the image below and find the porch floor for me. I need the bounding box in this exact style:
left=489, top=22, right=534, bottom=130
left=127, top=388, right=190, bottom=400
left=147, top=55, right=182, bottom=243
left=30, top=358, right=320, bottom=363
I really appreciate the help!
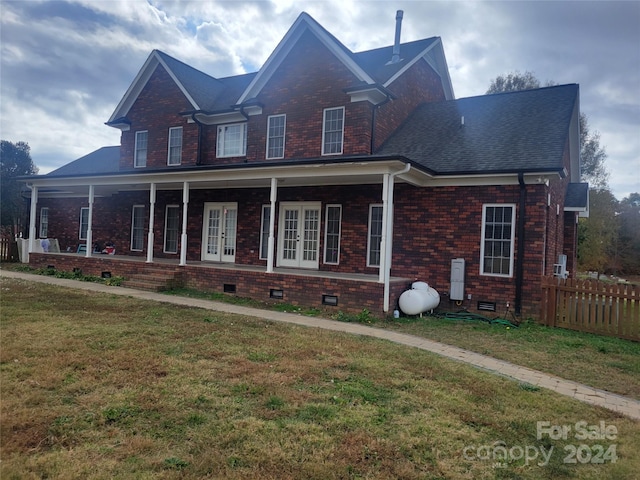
left=39, top=252, right=412, bottom=284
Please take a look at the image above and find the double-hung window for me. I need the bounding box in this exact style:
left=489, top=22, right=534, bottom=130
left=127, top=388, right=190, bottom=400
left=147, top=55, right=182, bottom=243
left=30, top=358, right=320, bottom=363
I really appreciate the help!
left=367, top=204, right=383, bottom=267
left=79, top=207, right=89, bottom=240
left=134, top=130, right=148, bottom=167
left=164, top=205, right=180, bottom=254
left=322, top=107, right=344, bottom=155
left=167, top=127, right=182, bottom=165
left=259, top=205, right=271, bottom=260
left=266, top=114, right=286, bottom=159
left=217, top=123, right=247, bottom=157
left=131, top=205, right=145, bottom=251
left=324, top=205, right=342, bottom=264
left=480, top=204, right=516, bottom=277
left=39, top=207, right=49, bottom=238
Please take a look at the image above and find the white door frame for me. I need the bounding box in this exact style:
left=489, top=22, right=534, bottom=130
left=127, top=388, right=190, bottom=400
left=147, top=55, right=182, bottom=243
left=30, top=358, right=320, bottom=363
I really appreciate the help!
left=201, top=202, right=238, bottom=262
left=277, top=201, right=321, bottom=269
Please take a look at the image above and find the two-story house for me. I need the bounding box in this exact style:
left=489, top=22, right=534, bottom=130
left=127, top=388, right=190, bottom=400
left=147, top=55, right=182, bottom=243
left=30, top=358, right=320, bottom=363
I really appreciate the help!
left=23, top=11, right=588, bottom=318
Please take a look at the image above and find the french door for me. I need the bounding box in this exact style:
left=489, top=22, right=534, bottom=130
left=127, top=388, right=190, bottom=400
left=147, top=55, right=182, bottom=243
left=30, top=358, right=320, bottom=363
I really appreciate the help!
left=201, top=203, right=237, bottom=262
left=278, top=202, right=321, bottom=269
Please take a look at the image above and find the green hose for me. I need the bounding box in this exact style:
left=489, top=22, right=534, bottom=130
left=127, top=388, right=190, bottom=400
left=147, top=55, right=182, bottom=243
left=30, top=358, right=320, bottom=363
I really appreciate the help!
left=432, top=310, right=519, bottom=328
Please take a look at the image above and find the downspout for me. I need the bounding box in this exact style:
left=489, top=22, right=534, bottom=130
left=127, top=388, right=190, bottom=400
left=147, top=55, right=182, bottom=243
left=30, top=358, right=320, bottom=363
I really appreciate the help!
left=515, top=172, right=526, bottom=316
left=383, top=163, right=411, bottom=312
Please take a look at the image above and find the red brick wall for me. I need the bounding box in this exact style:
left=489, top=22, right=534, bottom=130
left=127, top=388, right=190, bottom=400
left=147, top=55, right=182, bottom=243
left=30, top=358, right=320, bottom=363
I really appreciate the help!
left=36, top=180, right=559, bottom=317
left=374, top=60, right=446, bottom=150
left=120, top=65, right=199, bottom=170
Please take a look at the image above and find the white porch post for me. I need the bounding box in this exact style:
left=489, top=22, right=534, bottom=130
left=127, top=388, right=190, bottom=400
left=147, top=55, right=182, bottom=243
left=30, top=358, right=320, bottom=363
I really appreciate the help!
left=179, top=181, right=189, bottom=266
left=28, top=185, right=38, bottom=253
left=85, top=185, right=94, bottom=258
left=378, top=173, right=390, bottom=284
left=266, top=177, right=277, bottom=273
left=146, top=183, right=156, bottom=263
left=382, top=165, right=411, bottom=312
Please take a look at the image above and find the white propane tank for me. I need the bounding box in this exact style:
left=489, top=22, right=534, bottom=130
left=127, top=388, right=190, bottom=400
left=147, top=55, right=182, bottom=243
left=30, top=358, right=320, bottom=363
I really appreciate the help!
left=398, top=282, right=440, bottom=315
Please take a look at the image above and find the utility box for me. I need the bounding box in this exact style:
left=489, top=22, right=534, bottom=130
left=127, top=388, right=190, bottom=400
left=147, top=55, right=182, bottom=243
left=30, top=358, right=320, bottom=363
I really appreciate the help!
left=450, top=258, right=465, bottom=301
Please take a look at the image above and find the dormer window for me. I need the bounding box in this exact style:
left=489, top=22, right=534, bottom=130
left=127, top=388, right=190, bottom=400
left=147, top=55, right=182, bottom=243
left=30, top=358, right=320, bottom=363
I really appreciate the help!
left=322, top=107, right=345, bottom=155
left=134, top=131, right=148, bottom=168
left=217, top=123, right=247, bottom=158
left=167, top=127, right=182, bottom=166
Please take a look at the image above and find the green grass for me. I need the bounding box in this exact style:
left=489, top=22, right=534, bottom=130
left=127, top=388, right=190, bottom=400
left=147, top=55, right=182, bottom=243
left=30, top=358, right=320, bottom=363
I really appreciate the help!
left=1, top=277, right=639, bottom=479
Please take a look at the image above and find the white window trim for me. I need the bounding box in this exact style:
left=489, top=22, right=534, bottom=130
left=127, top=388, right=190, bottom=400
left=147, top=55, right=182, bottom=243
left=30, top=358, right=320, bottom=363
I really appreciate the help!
left=163, top=204, right=180, bottom=254
left=167, top=126, right=182, bottom=166
left=322, top=106, right=345, bottom=156
left=131, top=205, right=145, bottom=252
left=79, top=207, right=89, bottom=240
left=134, top=130, right=148, bottom=168
left=259, top=204, right=270, bottom=260
left=479, top=203, right=516, bottom=278
left=217, top=123, right=247, bottom=158
left=323, top=204, right=342, bottom=265
left=266, top=114, right=286, bottom=159
left=366, top=204, right=383, bottom=267
left=39, top=207, right=49, bottom=238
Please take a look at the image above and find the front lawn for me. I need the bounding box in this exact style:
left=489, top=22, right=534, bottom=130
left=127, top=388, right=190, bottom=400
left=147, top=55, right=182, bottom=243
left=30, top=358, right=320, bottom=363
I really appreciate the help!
left=1, top=278, right=638, bottom=479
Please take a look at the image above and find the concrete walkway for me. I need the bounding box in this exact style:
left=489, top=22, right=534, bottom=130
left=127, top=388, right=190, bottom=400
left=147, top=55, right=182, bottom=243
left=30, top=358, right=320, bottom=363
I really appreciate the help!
left=2, top=268, right=639, bottom=421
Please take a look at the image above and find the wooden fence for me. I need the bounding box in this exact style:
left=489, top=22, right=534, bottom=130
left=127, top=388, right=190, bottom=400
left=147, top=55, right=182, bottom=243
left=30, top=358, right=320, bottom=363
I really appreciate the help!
left=540, top=276, right=640, bottom=341
left=0, top=238, right=19, bottom=263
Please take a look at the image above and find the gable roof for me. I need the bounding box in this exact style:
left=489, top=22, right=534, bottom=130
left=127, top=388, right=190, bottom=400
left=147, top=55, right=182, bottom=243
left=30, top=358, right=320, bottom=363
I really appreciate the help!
left=378, top=84, right=580, bottom=175
left=238, top=12, right=453, bottom=104
left=108, top=12, right=454, bottom=126
left=46, top=146, right=120, bottom=177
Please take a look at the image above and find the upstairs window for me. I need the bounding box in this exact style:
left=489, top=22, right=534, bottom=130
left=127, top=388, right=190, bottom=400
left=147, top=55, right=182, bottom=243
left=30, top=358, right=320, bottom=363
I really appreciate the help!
left=322, top=107, right=345, bottom=155
left=266, top=114, right=286, bottom=159
left=217, top=123, right=247, bottom=158
left=39, top=207, right=49, bottom=238
left=134, top=130, right=148, bottom=167
left=167, top=127, right=182, bottom=165
left=480, top=204, right=516, bottom=277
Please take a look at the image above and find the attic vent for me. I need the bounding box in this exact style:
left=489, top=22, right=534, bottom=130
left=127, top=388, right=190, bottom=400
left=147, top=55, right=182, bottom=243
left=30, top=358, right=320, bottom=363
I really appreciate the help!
left=390, top=10, right=404, bottom=64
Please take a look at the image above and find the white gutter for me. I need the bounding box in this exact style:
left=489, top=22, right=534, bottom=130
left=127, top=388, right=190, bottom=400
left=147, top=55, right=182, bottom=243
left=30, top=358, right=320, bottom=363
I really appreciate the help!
left=381, top=163, right=411, bottom=312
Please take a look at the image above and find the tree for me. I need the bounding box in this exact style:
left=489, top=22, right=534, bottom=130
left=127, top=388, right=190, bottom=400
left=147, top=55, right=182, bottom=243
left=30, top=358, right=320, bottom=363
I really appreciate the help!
left=1, top=140, right=38, bottom=236
left=616, top=193, right=640, bottom=274
left=486, top=70, right=541, bottom=94
left=577, top=189, right=619, bottom=274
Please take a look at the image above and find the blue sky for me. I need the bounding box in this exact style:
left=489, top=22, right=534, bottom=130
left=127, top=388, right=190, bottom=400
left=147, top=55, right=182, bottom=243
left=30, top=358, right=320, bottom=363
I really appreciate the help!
left=1, top=0, right=638, bottom=199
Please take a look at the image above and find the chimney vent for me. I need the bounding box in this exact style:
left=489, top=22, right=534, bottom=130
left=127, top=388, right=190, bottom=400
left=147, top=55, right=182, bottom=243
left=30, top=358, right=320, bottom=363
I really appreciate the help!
left=391, top=10, right=404, bottom=64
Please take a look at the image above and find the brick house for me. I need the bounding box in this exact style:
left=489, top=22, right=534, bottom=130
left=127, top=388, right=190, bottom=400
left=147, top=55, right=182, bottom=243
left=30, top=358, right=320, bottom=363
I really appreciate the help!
left=23, top=12, right=588, bottom=318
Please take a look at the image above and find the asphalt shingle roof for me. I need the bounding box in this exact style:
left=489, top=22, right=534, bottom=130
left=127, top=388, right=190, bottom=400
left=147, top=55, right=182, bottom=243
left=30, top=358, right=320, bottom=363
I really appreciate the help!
left=47, top=146, right=120, bottom=177
left=378, top=84, right=579, bottom=174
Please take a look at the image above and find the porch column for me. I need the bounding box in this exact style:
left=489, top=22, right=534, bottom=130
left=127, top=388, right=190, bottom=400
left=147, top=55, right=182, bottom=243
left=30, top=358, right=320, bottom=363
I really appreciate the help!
left=378, top=174, right=390, bottom=284
left=28, top=185, right=38, bottom=253
left=85, top=185, right=94, bottom=258
left=179, top=181, right=189, bottom=266
left=382, top=164, right=410, bottom=312
left=146, top=183, right=156, bottom=263
left=266, top=177, right=277, bottom=273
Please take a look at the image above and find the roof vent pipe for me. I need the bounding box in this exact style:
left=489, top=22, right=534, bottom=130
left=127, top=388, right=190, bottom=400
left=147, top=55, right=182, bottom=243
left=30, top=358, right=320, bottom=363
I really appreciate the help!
left=391, top=10, right=403, bottom=64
